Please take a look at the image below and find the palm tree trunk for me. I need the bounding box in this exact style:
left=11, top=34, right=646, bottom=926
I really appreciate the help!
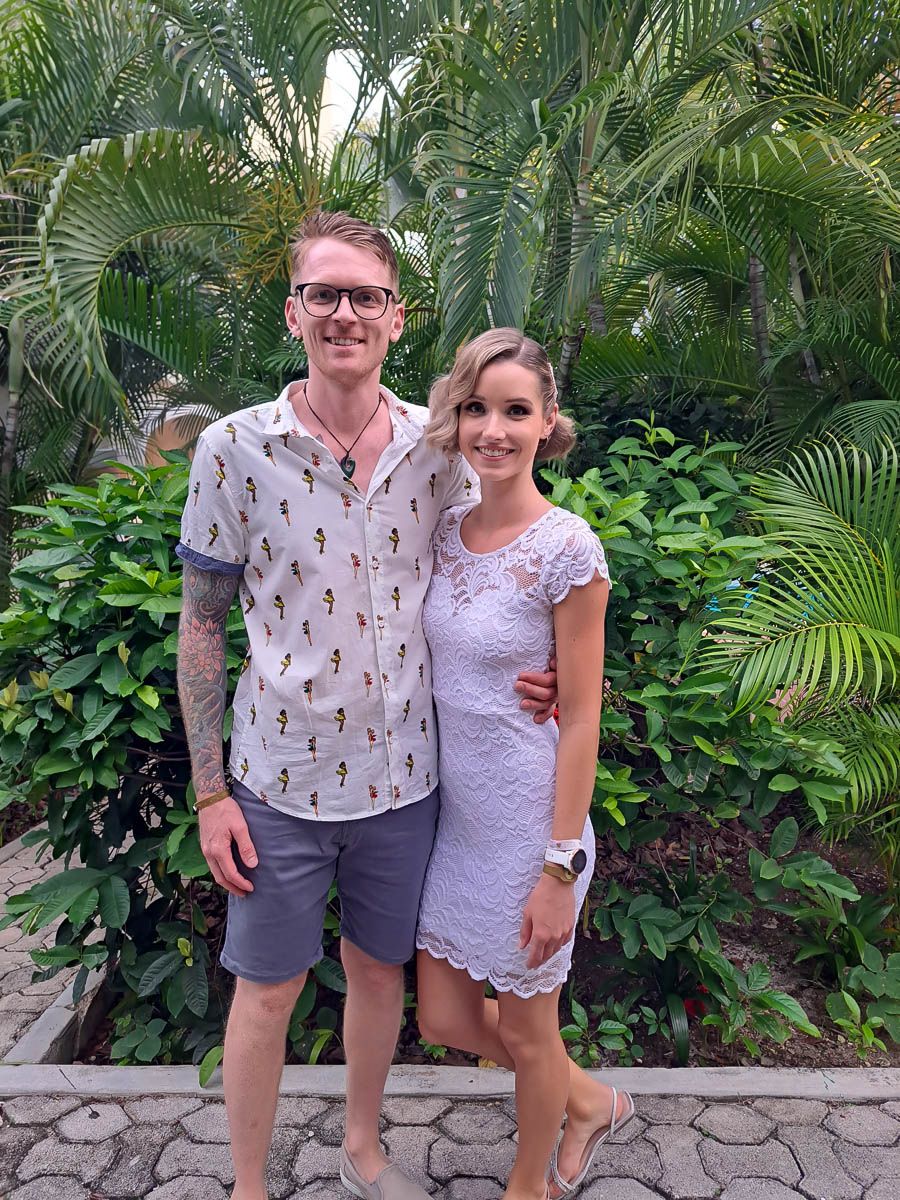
left=0, top=314, right=24, bottom=605
left=748, top=251, right=770, bottom=369
left=556, top=324, right=585, bottom=404
left=789, top=244, right=821, bottom=385
left=588, top=292, right=607, bottom=336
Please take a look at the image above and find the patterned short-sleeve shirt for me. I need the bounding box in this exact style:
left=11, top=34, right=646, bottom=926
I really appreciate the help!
left=177, top=383, right=476, bottom=821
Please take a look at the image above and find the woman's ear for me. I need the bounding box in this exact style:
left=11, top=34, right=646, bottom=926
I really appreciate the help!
left=543, top=402, right=559, bottom=440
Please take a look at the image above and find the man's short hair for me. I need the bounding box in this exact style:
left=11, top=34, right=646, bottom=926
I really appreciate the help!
left=290, top=211, right=400, bottom=292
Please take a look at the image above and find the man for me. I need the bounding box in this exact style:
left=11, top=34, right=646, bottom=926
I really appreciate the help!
left=176, top=211, right=555, bottom=1200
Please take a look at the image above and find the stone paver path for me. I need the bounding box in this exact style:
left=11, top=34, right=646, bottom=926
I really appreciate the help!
left=0, top=843, right=72, bottom=1059
left=0, top=1094, right=898, bottom=1198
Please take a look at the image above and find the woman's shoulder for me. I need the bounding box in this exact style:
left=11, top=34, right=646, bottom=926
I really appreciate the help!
left=538, top=505, right=601, bottom=546
left=436, top=504, right=468, bottom=531
left=537, top=507, right=610, bottom=600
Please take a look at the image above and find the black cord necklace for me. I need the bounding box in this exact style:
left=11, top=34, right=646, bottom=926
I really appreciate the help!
left=303, top=383, right=383, bottom=480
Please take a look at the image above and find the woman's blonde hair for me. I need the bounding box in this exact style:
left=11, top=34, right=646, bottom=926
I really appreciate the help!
left=426, top=328, right=576, bottom=461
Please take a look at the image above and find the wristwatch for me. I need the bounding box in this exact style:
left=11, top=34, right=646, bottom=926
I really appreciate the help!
left=542, top=842, right=588, bottom=884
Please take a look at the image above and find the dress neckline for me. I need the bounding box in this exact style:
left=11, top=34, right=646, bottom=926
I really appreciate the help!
left=455, top=506, right=555, bottom=558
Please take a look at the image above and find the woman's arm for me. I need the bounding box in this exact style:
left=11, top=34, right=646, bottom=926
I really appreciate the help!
left=519, top=573, right=609, bottom=968
left=550, top=573, right=609, bottom=838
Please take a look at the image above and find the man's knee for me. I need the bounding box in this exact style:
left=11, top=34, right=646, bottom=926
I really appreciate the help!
left=341, top=940, right=403, bottom=996
left=230, top=971, right=308, bottom=1023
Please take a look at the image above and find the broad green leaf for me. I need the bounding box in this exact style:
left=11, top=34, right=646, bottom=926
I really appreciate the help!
left=198, top=1044, right=224, bottom=1087
left=80, top=703, right=123, bottom=742
left=314, top=956, right=348, bottom=994
left=98, top=876, right=130, bottom=930
left=641, top=921, right=667, bottom=960
left=183, top=959, right=209, bottom=1017
left=770, top=818, right=799, bottom=859
left=768, top=774, right=799, bottom=792
left=68, top=886, right=99, bottom=928
left=137, top=951, right=184, bottom=996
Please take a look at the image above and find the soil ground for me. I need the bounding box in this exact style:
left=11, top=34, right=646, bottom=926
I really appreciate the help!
left=0, top=798, right=46, bottom=848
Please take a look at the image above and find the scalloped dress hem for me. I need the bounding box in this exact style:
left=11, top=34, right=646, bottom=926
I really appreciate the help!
left=415, top=935, right=567, bottom=998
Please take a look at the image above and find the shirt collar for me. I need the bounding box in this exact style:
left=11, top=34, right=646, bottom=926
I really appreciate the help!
left=263, top=381, right=424, bottom=455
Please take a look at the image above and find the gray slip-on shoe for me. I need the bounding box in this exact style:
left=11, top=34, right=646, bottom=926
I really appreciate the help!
left=340, top=1144, right=431, bottom=1199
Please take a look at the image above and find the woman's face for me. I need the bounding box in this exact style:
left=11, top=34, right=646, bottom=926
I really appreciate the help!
left=456, top=359, right=556, bottom=479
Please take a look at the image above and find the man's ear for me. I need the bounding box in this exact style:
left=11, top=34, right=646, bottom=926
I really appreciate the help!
left=389, top=297, right=406, bottom=343
left=284, top=294, right=303, bottom=339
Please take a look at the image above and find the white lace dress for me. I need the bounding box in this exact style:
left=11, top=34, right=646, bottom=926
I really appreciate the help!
left=416, top=505, right=610, bottom=996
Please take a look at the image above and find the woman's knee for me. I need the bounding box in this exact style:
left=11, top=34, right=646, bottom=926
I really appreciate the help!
left=497, top=1009, right=552, bottom=1064
left=416, top=1003, right=457, bottom=1049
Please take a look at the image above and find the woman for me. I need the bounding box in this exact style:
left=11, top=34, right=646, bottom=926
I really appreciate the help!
left=416, top=329, right=634, bottom=1199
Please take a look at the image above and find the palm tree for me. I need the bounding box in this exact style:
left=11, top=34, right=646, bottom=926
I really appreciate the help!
left=1, top=0, right=439, bottom=592
left=374, top=1, right=900, bottom=448
left=703, top=438, right=900, bottom=887
left=564, top=1, right=900, bottom=453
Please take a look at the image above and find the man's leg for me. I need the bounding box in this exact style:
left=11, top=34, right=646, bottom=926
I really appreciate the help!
left=219, top=791, right=340, bottom=1200
left=340, top=938, right=405, bottom=1182
left=335, top=790, right=440, bottom=1188
left=224, top=971, right=307, bottom=1200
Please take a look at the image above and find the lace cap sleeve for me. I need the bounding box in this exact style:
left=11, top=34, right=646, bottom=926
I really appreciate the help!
left=542, top=511, right=610, bottom=605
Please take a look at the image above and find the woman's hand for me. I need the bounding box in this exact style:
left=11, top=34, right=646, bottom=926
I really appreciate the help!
left=518, top=873, right=576, bottom=969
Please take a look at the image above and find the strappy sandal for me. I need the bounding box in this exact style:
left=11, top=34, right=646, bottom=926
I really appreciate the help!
left=549, top=1086, right=636, bottom=1197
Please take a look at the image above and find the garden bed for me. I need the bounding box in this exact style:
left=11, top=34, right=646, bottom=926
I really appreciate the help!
left=0, top=799, right=45, bottom=849
left=75, top=807, right=899, bottom=1071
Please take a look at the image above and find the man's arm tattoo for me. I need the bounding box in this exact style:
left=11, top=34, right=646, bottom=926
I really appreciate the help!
left=177, top=563, right=240, bottom=798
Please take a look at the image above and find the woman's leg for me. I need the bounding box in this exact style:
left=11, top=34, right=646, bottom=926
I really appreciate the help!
left=549, top=1076, right=632, bottom=1198
left=416, top=951, right=515, bottom=1066
left=417, top=951, right=630, bottom=1197
left=495, top=987, right=568, bottom=1200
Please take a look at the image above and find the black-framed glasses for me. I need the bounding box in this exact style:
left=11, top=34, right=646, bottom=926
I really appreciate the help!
left=292, top=283, right=396, bottom=319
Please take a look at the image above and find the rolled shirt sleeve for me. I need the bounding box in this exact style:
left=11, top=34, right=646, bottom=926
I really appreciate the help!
left=176, top=434, right=247, bottom=574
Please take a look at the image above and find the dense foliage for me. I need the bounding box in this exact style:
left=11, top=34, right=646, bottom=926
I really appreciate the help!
left=1, top=0, right=899, bottom=1069
left=4, top=2, right=900, bottom=570
left=2, top=432, right=897, bottom=1067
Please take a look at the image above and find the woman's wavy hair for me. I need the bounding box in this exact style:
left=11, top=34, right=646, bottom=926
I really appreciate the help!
left=426, top=328, right=576, bottom=461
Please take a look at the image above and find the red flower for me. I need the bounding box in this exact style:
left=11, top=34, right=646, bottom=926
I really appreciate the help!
left=683, top=995, right=708, bottom=1018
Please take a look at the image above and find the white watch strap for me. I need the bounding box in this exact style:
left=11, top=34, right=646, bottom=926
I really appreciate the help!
left=544, top=842, right=584, bottom=867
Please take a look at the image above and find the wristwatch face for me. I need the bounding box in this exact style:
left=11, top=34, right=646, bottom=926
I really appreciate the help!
left=571, top=848, right=588, bottom=874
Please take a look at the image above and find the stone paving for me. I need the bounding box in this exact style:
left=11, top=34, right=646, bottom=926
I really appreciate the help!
left=0, top=843, right=72, bottom=1059
left=0, top=1093, right=898, bottom=1199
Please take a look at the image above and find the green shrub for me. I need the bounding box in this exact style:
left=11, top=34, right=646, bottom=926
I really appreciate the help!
left=1, top=428, right=893, bottom=1066
left=546, top=424, right=864, bottom=1059
left=0, top=459, right=242, bottom=1062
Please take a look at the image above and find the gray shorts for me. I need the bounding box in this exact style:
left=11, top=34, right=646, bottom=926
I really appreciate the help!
left=219, top=785, right=439, bottom=983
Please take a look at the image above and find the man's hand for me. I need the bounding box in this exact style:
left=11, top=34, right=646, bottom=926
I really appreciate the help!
left=515, top=655, right=558, bottom=724
left=518, top=872, right=575, bottom=969
left=198, top=797, right=258, bottom=898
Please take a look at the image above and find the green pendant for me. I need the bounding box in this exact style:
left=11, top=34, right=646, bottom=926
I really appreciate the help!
left=340, top=454, right=355, bottom=480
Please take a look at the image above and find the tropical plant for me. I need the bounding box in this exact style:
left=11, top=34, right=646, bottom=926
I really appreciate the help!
left=561, top=992, right=645, bottom=1067
left=0, top=0, right=440, bottom=595
left=705, top=439, right=900, bottom=888
left=0, top=458, right=228, bottom=1059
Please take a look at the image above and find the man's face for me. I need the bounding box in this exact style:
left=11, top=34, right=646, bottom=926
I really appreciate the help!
left=285, top=238, right=405, bottom=387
